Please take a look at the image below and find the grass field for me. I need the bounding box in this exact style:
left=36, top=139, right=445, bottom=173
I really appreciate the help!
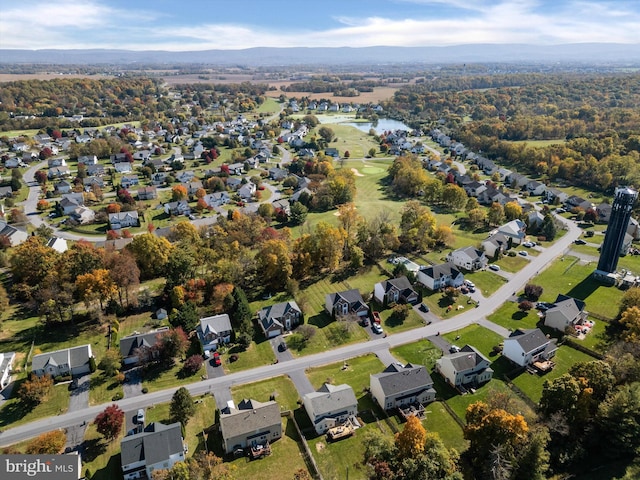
left=80, top=422, right=123, bottom=480
left=0, top=381, right=70, bottom=429
left=391, top=339, right=442, bottom=370
left=221, top=339, right=276, bottom=373
left=442, top=324, right=504, bottom=359
left=89, top=373, right=124, bottom=405
left=488, top=302, right=544, bottom=332
left=463, top=270, right=508, bottom=297
left=423, top=401, right=468, bottom=453
left=231, top=375, right=300, bottom=412
left=495, top=254, right=531, bottom=272
left=510, top=345, right=597, bottom=403
left=305, top=354, right=384, bottom=398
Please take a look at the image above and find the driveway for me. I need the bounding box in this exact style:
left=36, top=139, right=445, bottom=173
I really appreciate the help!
left=125, top=408, right=144, bottom=436
left=205, top=356, right=226, bottom=380
left=65, top=374, right=90, bottom=452
left=427, top=334, right=452, bottom=354
left=123, top=369, right=142, bottom=398
left=289, top=369, right=314, bottom=397
left=269, top=336, right=293, bottom=363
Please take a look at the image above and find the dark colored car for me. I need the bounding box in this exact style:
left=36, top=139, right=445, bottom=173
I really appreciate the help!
left=278, top=342, right=288, bottom=352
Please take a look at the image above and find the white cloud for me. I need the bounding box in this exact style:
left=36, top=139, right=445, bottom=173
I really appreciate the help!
left=1, top=0, right=639, bottom=51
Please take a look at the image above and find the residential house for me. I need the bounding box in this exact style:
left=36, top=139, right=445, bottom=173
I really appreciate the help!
left=60, top=193, right=85, bottom=215
left=120, top=422, right=186, bottom=480
left=184, top=180, right=203, bottom=196
left=119, top=329, right=168, bottom=366
left=5, top=157, right=22, bottom=168
left=544, top=294, right=588, bottom=332
left=46, top=237, right=68, bottom=253
left=503, top=329, right=557, bottom=368
left=526, top=180, right=547, bottom=196
left=0, top=352, right=15, bottom=389
left=48, top=157, right=66, bottom=168
left=325, top=148, right=339, bottom=158
left=373, top=276, right=419, bottom=307
left=77, top=155, right=98, bottom=166
left=596, top=203, right=612, bottom=223
left=225, top=177, right=242, bottom=191
left=83, top=176, right=104, bottom=191
left=0, top=186, right=13, bottom=198
left=75, top=134, right=91, bottom=144
left=164, top=200, right=191, bottom=216
left=478, top=186, right=508, bottom=205
left=86, top=164, right=105, bottom=177
left=545, top=188, right=569, bottom=205
left=151, top=172, right=168, bottom=185
left=435, top=345, right=493, bottom=390
left=109, top=211, right=139, bottom=230
left=114, top=162, right=133, bottom=174
left=303, top=383, right=358, bottom=434
left=48, top=165, right=71, bottom=179
left=226, top=163, right=244, bottom=175
left=508, top=172, right=531, bottom=189
left=120, top=175, right=140, bottom=189
left=463, top=181, right=487, bottom=198
left=203, top=191, right=230, bottom=208
left=197, top=314, right=233, bottom=353
left=268, top=167, right=288, bottom=181
left=272, top=199, right=291, bottom=216
left=628, top=218, right=640, bottom=240
left=416, top=264, right=464, bottom=291
left=70, top=206, right=96, bottom=225
left=31, top=344, right=93, bottom=378
left=482, top=232, right=511, bottom=258
left=34, top=133, right=52, bottom=144
left=258, top=301, right=302, bottom=338
left=137, top=186, right=158, bottom=201
left=238, top=182, right=256, bottom=200
left=498, top=219, right=527, bottom=245
left=527, top=210, right=545, bottom=231
left=325, top=289, right=369, bottom=319
left=0, top=223, right=28, bottom=247
left=370, top=363, right=436, bottom=411
left=219, top=399, right=282, bottom=454
left=54, top=180, right=72, bottom=195
left=447, top=246, right=488, bottom=272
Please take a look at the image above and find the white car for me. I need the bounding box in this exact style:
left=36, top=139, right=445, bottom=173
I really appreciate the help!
left=489, top=264, right=501, bottom=271
left=464, top=280, right=475, bottom=288
left=372, top=323, right=383, bottom=334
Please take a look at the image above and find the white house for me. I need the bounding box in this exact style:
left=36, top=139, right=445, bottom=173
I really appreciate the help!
left=303, top=383, right=358, bottom=434
left=31, top=345, right=93, bottom=378
left=120, top=422, right=186, bottom=480
left=503, top=329, right=557, bottom=368
left=370, top=363, right=436, bottom=411
left=0, top=352, right=15, bottom=389
left=435, top=345, right=493, bottom=390
left=219, top=399, right=282, bottom=454
left=416, top=264, right=464, bottom=291
left=498, top=219, right=527, bottom=245
left=544, top=295, right=588, bottom=332
left=373, top=276, right=419, bottom=306
left=109, top=211, right=139, bottom=230
left=446, top=246, right=488, bottom=272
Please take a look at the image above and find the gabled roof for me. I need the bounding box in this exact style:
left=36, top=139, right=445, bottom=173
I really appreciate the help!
left=451, top=246, right=486, bottom=261
left=121, top=422, right=183, bottom=467
left=546, top=294, right=586, bottom=321
left=304, top=383, right=357, bottom=417
left=119, top=330, right=166, bottom=357
left=371, top=363, right=433, bottom=396
left=31, top=344, right=92, bottom=372
left=258, top=301, right=301, bottom=325
left=219, top=398, right=281, bottom=439
left=327, top=289, right=367, bottom=309
left=419, top=263, right=462, bottom=280
left=506, top=328, right=551, bottom=353
left=444, top=345, right=491, bottom=372
left=199, top=314, right=232, bottom=336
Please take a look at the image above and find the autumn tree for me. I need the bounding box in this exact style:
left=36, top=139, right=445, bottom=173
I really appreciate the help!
left=106, top=249, right=140, bottom=308
left=170, top=386, right=196, bottom=427
left=171, top=184, right=188, bottom=201
left=433, top=225, right=456, bottom=248
left=524, top=284, right=544, bottom=301
left=10, top=236, right=59, bottom=300
left=127, top=233, right=173, bottom=279
left=159, top=327, right=189, bottom=359
left=18, top=373, right=53, bottom=406
left=26, top=430, right=66, bottom=454
left=488, top=202, right=506, bottom=226
left=596, top=382, right=640, bottom=459
left=94, top=404, right=125, bottom=441
left=504, top=201, right=523, bottom=221
left=399, top=200, right=436, bottom=252
left=256, top=239, right=292, bottom=292
left=395, top=415, right=426, bottom=458
left=619, top=306, right=640, bottom=344
left=518, top=300, right=534, bottom=313
left=0, top=283, right=9, bottom=320
left=75, top=269, right=117, bottom=310
left=183, top=354, right=204, bottom=375
left=441, top=184, right=468, bottom=211
left=318, top=126, right=334, bottom=143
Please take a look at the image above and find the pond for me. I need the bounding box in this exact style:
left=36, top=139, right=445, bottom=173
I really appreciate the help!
left=340, top=118, right=413, bottom=134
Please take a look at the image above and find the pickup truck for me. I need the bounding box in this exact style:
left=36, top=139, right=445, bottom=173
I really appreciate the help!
left=372, top=311, right=382, bottom=324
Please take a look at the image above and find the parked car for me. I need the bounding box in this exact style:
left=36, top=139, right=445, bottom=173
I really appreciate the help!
left=69, top=378, right=79, bottom=390
left=372, top=311, right=382, bottom=324
left=449, top=345, right=461, bottom=353
left=585, top=230, right=595, bottom=237
left=523, top=241, right=534, bottom=247
left=519, top=251, right=528, bottom=256
left=420, top=303, right=430, bottom=312
left=278, top=342, right=288, bottom=352
left=574, top=239, right=587, bottom=245
left=464, top=280, right=475, bottom=288
left=361, top=316, right=370, bottom=327
left=372, top=323, right=383, bottom=334
left=489, top=264, right=501, bottom=271
left=136, top=409, right=145, bottom=424
left=213, top=352, right=221, bottom=366
left=460, top=286, right=469, bottom=294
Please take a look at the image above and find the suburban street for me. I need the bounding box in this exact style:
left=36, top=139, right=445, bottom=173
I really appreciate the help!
left=0, top=212, right=581, bottom=447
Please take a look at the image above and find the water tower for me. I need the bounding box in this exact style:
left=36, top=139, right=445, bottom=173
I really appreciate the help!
left=594, top=186, right=638, bottom=283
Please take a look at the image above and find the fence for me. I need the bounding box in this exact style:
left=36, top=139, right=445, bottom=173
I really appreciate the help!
left=284, top=410, right=323, bottom=480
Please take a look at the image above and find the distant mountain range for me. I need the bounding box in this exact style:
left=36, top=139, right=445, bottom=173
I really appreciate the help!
left=1, top=44, right=639, bottom=66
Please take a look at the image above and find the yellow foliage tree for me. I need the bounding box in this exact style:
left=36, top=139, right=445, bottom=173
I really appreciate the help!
left=620, top=306, right=640, bottom=343
left=395, top=415, right=426, bottom=459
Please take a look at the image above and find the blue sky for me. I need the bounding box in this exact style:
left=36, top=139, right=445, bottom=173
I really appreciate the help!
left=1, top=0, right=639, bottom=50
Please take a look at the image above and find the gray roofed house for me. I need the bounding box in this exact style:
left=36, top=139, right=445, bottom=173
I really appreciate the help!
left=137, top=186, right=158, bottom=200
left=119, top=329, right=168, bottom=365
left=416, top=263, right=464, bottom=291
left=498, top=219, right=527, bottom=245
left=303, top=383, right=358, bottom=434
left=197, top=314, right=233, bottom=353
left=482, top=232, right=511, bottom=258
left=436, top=345, right=493, bottom=390
left=0, top=186, right=13, bottom=198
left=446, top=246, right=488, bottom=272
left=325, top=289, right=369, bottom=318
left=258, top=301, right=302, bottom=338
left=121, top=422, right=186, bottom=480
left=31, top=344, right=93, bottom=378
left=503, top=328, right=557, bottom=367
left=0, top=223, right=28, bottom=247
left=544, top=294, right=588, bottom=332
left=370, top=363, right=436, bottom=411
left=219, top=399, right=283, bottom=454
left=109, top=211, right=139, bottom=230
left=373, top=276, right=419, bottom=307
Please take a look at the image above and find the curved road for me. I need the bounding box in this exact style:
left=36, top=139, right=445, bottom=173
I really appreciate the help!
left=0, top=213, right=580, bottom=447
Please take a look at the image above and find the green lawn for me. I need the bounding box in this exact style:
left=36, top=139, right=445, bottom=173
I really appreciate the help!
left=495, top=254, right=530, bottom=273
left=530, top=256, right=623, bottom=320
left=390, top=339, right=442, bottom=370
left=510, top=345, right=597, bottom=403
left=221, top=339, right=276, bottom=373
left=89, top=373, right=124, bottom=405
left=577, top=316, right=610, bottom=353
left=445, top=379, right=516, bottom=422
left=488, top=302, right=543, bottom=333
left=80, top=422, right=123, bottom=480
left=463, top=270, right=508, bottom=297
left=140, top=360, right=201, bottom=393
left=231, top=375, right=300, bottom=412
left=423, top=401, right=468, bottom=453
left=305, top=354, right=384, bottom=397
left=442, top=324, right=504, bottom=359
left=0, top=382, right=70, bottom=429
